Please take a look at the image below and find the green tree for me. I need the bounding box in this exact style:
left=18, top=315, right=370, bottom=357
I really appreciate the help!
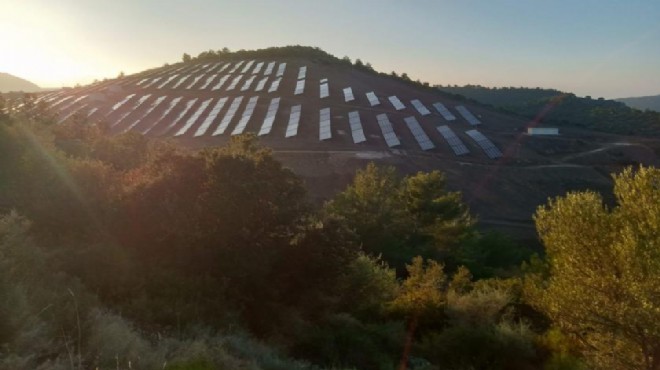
left=529, top=166, right=660, bottom=370
left=182, top=53, right=191, bottom=62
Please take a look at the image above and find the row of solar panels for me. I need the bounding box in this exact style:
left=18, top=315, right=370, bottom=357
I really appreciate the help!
left=50, top=91, right=502, bottom=158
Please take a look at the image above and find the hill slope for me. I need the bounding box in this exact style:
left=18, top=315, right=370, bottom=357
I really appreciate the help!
left=437, top=85, right=660, bottom=135
left=617, top=94, right=660, bottom=112
left=26, top=46, right=660, bottom=237
left=0, top=72, right=40, bottom=93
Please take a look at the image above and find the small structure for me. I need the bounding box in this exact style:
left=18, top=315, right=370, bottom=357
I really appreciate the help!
left=527, top=127, right=559, bottom=135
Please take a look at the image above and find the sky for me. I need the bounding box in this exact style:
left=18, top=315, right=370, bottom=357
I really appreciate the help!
left=1, top=0, right=659, bottom=98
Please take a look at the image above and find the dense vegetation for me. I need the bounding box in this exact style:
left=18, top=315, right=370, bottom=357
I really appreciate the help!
left=0, top=98, right=658, bottom=369
left=437, top=85, right=660, bottom=136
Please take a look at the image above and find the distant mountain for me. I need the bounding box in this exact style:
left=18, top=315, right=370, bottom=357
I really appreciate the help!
left=0, top=72, right=41, bottom=93
left=616, top=95, right=660, bottom=112
left=436, top=85, right=660, bottom=136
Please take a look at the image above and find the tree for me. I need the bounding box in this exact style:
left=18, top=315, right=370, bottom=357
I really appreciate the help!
left=182, top=53, right=191, bottom=63
left=529, top=166, right=660, bottom=370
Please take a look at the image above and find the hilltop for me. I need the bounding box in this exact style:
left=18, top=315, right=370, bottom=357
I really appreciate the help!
left=21, top=45, right=660, bottom=238
left=0, top=72, right=41, bottom=93
left=617, top=94, right=660, bottom=112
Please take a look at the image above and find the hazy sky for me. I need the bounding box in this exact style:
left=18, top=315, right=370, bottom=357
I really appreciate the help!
left=2, top=0, right=659, bottom=98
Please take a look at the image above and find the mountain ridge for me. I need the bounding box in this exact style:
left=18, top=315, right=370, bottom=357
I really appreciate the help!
left=0, top=72, right=41, bottom=93
left=616, top=94, right=660, bottom=112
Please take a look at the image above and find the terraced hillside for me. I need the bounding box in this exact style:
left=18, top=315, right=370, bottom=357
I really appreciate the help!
left=29, top=49, right=660, bottom=237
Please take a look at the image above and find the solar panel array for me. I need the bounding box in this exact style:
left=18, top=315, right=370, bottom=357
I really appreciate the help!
left=437, top=125, right=469, bottom=156
left=456, top=105, right=481, bottom=126
left=268, top=78, right=282, bottom=93
left=171, top=75, right=190, bottom=89
left=320, top=80, right=329, bottom=98
left=143, top=97, right=182, bottom=134
left=211, top=75, right=230, bottom=91
left=343, top=87, right=354, bottom=102
left=376, top=114, right=401, bottom=148
left=388, top=96, right=405, bottom=111
left=366, top=92, right=380, bottom=106
left=276, top=62, right=287, bottom=77
left=252, top=62, right=264, bottom=74
left=228, top=61, right=243, bottom=73
left=106, top=94, right=136, bottom=116
left=348, top=111, right=367, bottom=144
left=232, top=96, right=259, bottom=135
left=241, top=75, right=256, bottom=91
left=156, top=75, right=178, bottom=89
left=286, top=105, right=301, bottom=138
left=112, top=94, right=151, bottom=127
left=162, top=98, right=198, bottom=134
left=297, top=66, right=307, bottom=80
left=319, top=108, right=331, bottom=141
left=465, top=130, right=502, bottom=159
left=255, top=77, right=268, bottom=92
left=264, top=61, right=275, bottom=75
left=175, top=98, right=213, bottom=136
left=194, top=97, right=228, bottom=137
left=258, top=97, right=280, bottom=136
left=213, top=96, right=243, bottom=135
left=241, top=60, right=254, bottom=74
left=294, top=79, right=305, bottom=95
left=227, top=75, right=243, bottom=91
left=404, top=116, right=435, bottom=151
left=125, top=96, right=166, bottom=132
left=432, top=102, right=457, bottom=121
left=411, top=99, right=431, bottom=116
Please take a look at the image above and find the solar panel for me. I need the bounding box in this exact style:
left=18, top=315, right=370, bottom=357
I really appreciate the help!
left=285, top=105, right=301, bottom=138
left=161, top=98, right=198, bottom=134
left=404, top=116, right=435, bottom=150
left=264, top=61, right=276, bottom=75
left=255, top=76, right=269, bottom=92
left=437, top=125, right=470, bottom=156
left=59, top=95, right=88, bottom=112
left=123, top=96, right=167, bottom=133
left=143, top=76, right=162, bottom=88
left=240, top=75, right=256, bottom=91
left=276, top=62, right=287, bottom=77
left=388, top=96, right=406, bottom=111
left=376, top=114, right=401, bottom=148
left=432, top=102, right=457, bottom=121
left=241, top=60, right=254, bottom=74
left=231, top=96, right=259, bottom=135
left=268, top=77, right=282, bottom=93
left=211, top=75, right=230, bottom=91
left=49, top=96, right=74, bottom=110
left=227, top=74, right=244, bottom=91
left=228, top=61, right=244, bottom=73
left=320, top=81, right=329, bottom=98
left=87, top=107, right=99, bottom=118
left=343, top=87, right=355, bottom=102
left=156, top=74, right=179, bottom=89
left=111, top=94, right=152, bottom=127
left=348, top=111, right=367, bottom=144
left=258, top=97, right=280, bottom=136
left=217, top=63, right=230, bottom=73
left=105, top=94, right=136, bottom=117
left=367, top=91, right=380, bottom=107
left=171, top=75, right=191, bottom=89
left=456, top=106, right=481, bottom=125
left=175, top=98, right=213, bottom=136
left=320, top=78, right=328, bottom=84
left=136, top=77, right=150, bottom=86
left=294, top=79, right=305, bottom=95
left=252, top=61, right=264, bottom=74
left=213, top=96, right=244, bottom=136
left=297, top=66, right=307, bottom=80
left=58, top=103, right=89, bottom=124
left=200, top=74, right=218, bottom=90
left=411, top=99, right=431, bottom=116
left=465, top=129, right=502, bottom=159
left=185, top=74, right=205, bottom=89
left=143, top=97, right=182, bottom=134
left=319, top=107, right=331, bottom=141
left=194, top=97, right=228, bottom=137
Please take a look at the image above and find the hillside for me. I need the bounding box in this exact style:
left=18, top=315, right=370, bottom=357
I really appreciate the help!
left=437, top=85, right=660, bottom=136
left=23, top=46, right=660, bottom=237
left=0, top=72, right=41, bottom=93
left=617, top=94, right=660, bottom=112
